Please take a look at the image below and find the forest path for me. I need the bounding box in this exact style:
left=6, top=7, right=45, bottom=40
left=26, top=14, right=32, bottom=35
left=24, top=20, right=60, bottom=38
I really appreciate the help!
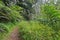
left=6, top=26, right=20, bottom=40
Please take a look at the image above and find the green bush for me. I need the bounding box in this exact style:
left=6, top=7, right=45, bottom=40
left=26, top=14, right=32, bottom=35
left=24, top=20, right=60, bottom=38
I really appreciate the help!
left=0, top=22, right=16, bottom=40
left=0, top=1, right=24, bottom=40
left=0, top=23, right=8, bottom=33
left=40, top=4, right=60, bottom=31
left=19, top=21, right=55, bottom=40
left=0, top=1, right=23, bottom=23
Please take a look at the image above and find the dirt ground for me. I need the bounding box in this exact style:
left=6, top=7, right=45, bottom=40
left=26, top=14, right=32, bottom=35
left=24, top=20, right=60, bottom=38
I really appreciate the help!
left=6, top=27, right=20, bottom=40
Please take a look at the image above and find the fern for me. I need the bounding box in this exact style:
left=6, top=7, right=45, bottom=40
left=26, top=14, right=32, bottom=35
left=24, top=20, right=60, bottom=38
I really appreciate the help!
left=41, top=4, right=60, bottom=31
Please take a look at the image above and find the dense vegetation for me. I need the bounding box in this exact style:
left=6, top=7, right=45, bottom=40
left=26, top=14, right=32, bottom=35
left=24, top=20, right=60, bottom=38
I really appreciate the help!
left=0, top=0, right=60, bottom=40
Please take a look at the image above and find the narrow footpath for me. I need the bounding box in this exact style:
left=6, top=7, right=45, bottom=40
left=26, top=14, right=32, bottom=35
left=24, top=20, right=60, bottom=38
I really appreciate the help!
left=6, top=27, right=20, bottom=40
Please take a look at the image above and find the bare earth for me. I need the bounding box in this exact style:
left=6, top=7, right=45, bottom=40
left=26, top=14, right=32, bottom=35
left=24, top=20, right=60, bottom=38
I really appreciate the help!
left=7, top=27, right=20, bottom=40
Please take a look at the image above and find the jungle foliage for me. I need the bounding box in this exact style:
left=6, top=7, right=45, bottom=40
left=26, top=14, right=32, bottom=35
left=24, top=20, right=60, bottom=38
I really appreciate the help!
left=0, top=0, right=60, bottom=40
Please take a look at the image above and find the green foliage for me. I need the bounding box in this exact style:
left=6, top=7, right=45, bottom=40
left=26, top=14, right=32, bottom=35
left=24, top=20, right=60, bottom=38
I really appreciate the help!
left=10, top=5, right=24, bottom=20
left=19, top=21, right=55, bottom=40
left=0, top=0, right=60, bottom=40
left=0, top=23, right=8, bottom=33
left=0, top=1, right=23, bottom=40
left=0, top=22, right=15, bottom=40
left=26, top=0, right=37, bottom=4
left=0, top=1, right=23, bottom=23
left=40, top=4, right=60, bottom=31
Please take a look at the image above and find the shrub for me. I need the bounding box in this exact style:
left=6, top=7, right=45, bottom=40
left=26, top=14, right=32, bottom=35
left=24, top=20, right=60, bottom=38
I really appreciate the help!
left=40, top=4, right=60, bottom=31
left=19, top=21, right=55, bottom=40
left=0, top=2, right=23, bottom=23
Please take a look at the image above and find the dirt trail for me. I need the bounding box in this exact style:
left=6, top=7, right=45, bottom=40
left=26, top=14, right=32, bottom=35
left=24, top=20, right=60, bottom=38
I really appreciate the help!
left=6, top=27, right=20, bottom=40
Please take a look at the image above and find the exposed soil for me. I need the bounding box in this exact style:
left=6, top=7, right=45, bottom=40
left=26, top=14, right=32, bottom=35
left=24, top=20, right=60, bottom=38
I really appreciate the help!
left=6, top=27, right=20, bottom=40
